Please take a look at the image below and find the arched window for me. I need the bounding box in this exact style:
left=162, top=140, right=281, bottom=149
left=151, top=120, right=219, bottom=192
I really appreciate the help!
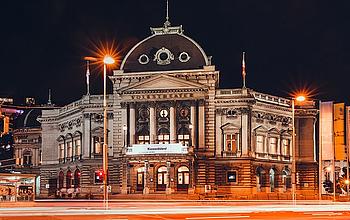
left=57, top=136, right=65, bottom=163
left=58, top=171, right=64, bottom=189
left=66, top=170, right=73, bottom=189
left=74, top=169, right=81, bottom=188
left=177, top=166, right=189, bottom=190
left=157, top=166, right=168, bottom=191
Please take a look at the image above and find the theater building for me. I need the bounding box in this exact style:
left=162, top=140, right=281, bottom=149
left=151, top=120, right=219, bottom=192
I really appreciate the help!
left=39, top=19, right=318, bottom=198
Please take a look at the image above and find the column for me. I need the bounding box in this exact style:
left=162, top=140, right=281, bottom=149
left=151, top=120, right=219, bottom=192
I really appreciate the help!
left=190, top=103, right=196, bottom=147
left=129, top=103, right=136, bottom=145
left=241, top=108, right=249, bottom=156
left=166, top=161, right=171, bottom=194
left=143, top=160, right=149, bottom=194
left=170, top=102, right=176, bottom=143
left=149, top=103, right=156, bottom=144
left=198, top=100, right=205, bottom=148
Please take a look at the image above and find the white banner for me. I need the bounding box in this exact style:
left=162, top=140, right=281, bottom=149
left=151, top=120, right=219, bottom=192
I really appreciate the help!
left=126, top=143, right=188, bottom=155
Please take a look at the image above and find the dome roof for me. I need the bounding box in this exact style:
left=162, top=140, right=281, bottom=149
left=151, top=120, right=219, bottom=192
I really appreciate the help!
left=14, top=109, right=42, bottom=129
left=120, top=25, right=209, bottom=73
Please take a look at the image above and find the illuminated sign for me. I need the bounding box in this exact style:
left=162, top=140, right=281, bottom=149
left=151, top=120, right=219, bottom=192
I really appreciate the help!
left=126, top=143, right=188, bottom=155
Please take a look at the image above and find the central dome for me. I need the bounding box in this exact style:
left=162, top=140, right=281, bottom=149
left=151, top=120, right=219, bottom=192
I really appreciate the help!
left=120, top=25, right=209, bottom=73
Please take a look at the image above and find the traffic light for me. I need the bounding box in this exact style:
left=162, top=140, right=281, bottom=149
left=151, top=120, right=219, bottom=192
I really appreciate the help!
left=95, top=170, right=104, bottom=183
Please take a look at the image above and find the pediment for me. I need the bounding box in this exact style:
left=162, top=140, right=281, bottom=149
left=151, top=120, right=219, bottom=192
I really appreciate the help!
left=118, top=74, right=207, bottom=94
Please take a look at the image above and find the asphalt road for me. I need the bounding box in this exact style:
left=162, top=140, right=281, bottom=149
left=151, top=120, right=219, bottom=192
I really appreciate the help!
left=1, top=200, right=350, bottom=219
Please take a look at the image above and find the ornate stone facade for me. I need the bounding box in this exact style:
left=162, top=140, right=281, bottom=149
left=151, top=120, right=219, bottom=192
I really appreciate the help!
left=39, top=20, right=318, bottom=199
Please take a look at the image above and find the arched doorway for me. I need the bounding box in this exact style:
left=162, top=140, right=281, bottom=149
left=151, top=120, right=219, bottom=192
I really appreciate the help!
left=282, top=168, right=291, bottom=192
left=269, top=168, right=276, bottom=192
left=256, top=166, right=265, bottom=192
left=157, top=166, right=168, bottom=191
left=177, top=166, right=189, bottom=191
left=66, top=170, right=72, bottom=189
left=74, top=169, right=81, bottom=189
left=58, top=171, right=64, bottom=189
left=136, top=167, right=144, bottom=192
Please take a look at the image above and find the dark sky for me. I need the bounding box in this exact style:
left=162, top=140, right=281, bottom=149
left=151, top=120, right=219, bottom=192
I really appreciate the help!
left=1, top=0, right=350, bottom=105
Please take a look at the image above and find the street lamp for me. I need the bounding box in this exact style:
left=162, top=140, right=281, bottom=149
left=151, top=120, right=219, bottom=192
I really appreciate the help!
left=103, top=54, right=115, bottom=208
left=291, top=95, right=306, bottom=202
left=123, top=124, right=127, bottom=148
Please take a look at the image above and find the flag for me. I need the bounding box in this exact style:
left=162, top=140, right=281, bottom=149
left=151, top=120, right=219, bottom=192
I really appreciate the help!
left=242, top=52, right=246, bottom=88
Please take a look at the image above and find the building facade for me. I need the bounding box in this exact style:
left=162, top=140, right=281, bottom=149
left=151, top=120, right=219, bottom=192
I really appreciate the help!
left=39, top=21, right=318, bottom=199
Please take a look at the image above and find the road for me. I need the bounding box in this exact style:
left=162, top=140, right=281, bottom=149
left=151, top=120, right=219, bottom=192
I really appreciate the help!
left=1, top=200, right=350, bottom=219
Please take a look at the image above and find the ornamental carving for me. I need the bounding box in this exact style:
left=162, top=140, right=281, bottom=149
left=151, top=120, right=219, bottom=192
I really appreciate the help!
left=58, top=116, right=83, bottom=132
left=252, top=111, right=292, bottom=125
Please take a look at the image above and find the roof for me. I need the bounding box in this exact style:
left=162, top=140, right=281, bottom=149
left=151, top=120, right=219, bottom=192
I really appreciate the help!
left=120, top=25, right=209, bottom=73
left=13, top=109, right=42, bottom=129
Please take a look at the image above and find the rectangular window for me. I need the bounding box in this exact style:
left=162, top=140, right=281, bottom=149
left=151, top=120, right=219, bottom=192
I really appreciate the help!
left=67, top=141, right=72, bottom=157
left=94, top=137, right=103, bottom=154
left=75, top=139, right=81, bottom=156
left=59, top=143, right=64, bottom=159
left=256, top=135, right=264, bottom=153
left=282, top=139, right=290, bottom=155
left=227, top=171, right=237, bottom=183
left=225, top=134, right=237, bottom=153
left=269, top=137, right=277, bottom=154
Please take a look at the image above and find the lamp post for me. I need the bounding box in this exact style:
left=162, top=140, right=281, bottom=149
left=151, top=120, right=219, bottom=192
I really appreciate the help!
left=291, top=95, right=306, bottom=203
left=123, top=124, right=127, bottom=148
left=102, top=55, right=114, bottom=208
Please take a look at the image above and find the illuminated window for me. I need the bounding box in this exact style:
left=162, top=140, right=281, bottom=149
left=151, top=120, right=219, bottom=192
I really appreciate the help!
left=94, top=137, right=103, bottom=154
left=158, top=128, right=170, bottom=144
left=227, top=171, right=237, bottom=183
left=67, top=141, right=72, bottom=158
left=255, top=135, right=264, bottom=153
left=269, top=137, right=277, bottom=155
left=75, top=139, right=81, bottom=156
left=282, top=139, right=290, bottom=156
left=178, top=127, right=190, bottom=146
left=59, top=143, right=64, bottom=160
left=225, top=134, right=238, bottom=153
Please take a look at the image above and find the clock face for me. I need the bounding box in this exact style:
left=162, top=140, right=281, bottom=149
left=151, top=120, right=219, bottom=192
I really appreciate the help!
left=180, top=108, right=189, bottom=117
left=159, top=109, right=168, bottom=118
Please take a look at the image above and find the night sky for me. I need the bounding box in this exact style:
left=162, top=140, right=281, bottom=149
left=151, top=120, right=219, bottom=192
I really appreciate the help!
left=1, top=1, right=350, bottom=105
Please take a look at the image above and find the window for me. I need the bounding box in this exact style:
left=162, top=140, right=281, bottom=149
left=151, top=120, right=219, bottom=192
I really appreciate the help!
left=74, top=169, right=81, bottom=188
left=269, top=137, right=277, bottom=155
left=282, top=139, right=290, bottom=156
left=58, top=171, right=64, bottom=189
left=157, top=166, right=168, bottom=191
left=138, top=135, right=150, bottom=144
left=23, top=150, right=32, bottom=166
left=75, top=139, right=81, bottom=156
left=67, top=141, right=72, bottom=158
left=177, top=166, right=190, bottom=185
left=158, top=128, right=170, bottom=144
left=59, top=143, right=64, bottom=160
left=94, top=137, right=103, bottom=154
left=66, top=171, right=73, bottom=189
left=225, top=134, right=237, bottom=153
left=227, top=171, right=237, bottom=183
left=255, top=135, right=264, bottom=153
left=178, top=127, right=190, bottom=146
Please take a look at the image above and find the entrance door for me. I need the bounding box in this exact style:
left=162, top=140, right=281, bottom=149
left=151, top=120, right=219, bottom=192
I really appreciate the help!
left=177, top=166, right=189, bottom=191
left=157, top=166, right=167, bottom=191
left=136, top=167, right=144, bottom=192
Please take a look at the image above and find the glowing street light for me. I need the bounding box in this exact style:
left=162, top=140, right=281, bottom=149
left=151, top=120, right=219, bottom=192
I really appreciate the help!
left=102, top=54, right=115, bottom=209
left=291, top=94, right=306, bottom=203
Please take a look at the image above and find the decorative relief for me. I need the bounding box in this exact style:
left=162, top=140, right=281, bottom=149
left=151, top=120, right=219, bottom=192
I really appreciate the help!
left=131, top=93, right=194, bottom=100
left=153, top=47, right=174, bottom=65
left=252, top=111, right=292, bottom=125
left=58, top=116, right=83, bottom=132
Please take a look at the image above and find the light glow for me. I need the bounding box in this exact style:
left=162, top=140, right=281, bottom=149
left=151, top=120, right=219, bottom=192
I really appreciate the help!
left=296, top=95, right=306, bottom=102
left=103, top=55, right=115, bottom=64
